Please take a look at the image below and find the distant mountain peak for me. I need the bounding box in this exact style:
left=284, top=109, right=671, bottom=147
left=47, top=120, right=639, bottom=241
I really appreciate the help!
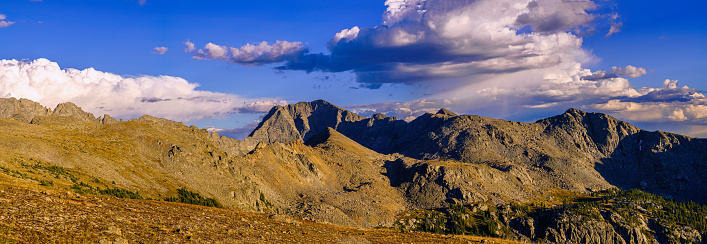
left=248, top=105, right=301, bottom=143
left=0, top=97, right=52, bottom=123
left=249, top=100, right=366, bottom=143
left=564, top=107, right=585, bottom=116
left=436, top=108, right=457, bottom=117
left=372, top=113, right=388, bottom=120
left=52, top=102, right=98, bottom=123
left=309, top=99, right=334, bottom=106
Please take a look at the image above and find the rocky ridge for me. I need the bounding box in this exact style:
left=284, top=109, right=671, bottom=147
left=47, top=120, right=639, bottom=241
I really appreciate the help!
left=0, top=97, right=117, bottom=125
left=250, top=101, right=707, bottom=204
left=1, top=97, right=706, bottom=244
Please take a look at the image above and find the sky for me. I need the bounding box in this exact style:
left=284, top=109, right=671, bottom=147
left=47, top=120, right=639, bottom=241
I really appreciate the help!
left=1, top=0, right=706, bottom=139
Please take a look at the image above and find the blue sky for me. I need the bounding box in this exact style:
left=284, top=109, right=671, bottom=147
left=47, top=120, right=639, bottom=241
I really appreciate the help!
left=1, top=0, right=706, bottom=138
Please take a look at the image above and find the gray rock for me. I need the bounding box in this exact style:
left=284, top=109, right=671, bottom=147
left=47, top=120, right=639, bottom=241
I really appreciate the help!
left=52, top=102, right=100, bottom=123
left=0, top=97, right=52, bottom=123
left=100, top=114, right=118, bottom=124
left=249, top=105, right=302, bottom=143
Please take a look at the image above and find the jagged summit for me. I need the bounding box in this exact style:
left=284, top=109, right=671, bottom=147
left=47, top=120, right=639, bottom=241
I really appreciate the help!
left=249, top=99, right=366, bottom=143
left=248, top=105, right=301, bottom=143
left=540, top=107, right=624, bottom=125
left=435, top=108, right=457, bottom=117
left=0, top=97, right=124, bottom=125
left=307, top=99, right=334, bottom=106
left=371, top=113, right=389, bottom=120
left=53, top=102, right=99, bottom=123
left=0, top=97, right=52, bottom=123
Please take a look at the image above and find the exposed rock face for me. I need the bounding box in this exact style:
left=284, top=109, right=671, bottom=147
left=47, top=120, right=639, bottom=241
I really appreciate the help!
left=528, top=209, right=654, bottom=244
left=382, top=157, right=533, bottom=208
left=0, top=98, right=52, bottom=123
left=525, top=207, right=704, bottom=244
left=249, top=100, right=366, bottom=143
left=53, top=102, right=100, bottom=123
left=542, top=213, right=627, bottom=244
left=0, top=98, right=105, bottom=124
left=248, top=101, right=707, bottom=204
left=100, top=114, right=118, bottom=124
left=249, top=106, right=302, bottom=143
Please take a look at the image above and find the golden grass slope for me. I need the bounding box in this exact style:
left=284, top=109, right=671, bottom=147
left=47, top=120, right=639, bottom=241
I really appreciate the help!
left=0, top=182, right=526, bottom=244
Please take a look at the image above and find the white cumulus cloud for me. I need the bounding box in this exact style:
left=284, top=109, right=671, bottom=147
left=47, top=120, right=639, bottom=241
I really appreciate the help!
left=190, top=41, right=306, bottom=65
left=0, top=58, right=285, bottom=122
left=274, top=0, right=603, bottom=84
left=184, top=40, right=196, bottom=53
left=610, top=65, right=647, bottom=78
left=195, top=42, right=228, bottom=60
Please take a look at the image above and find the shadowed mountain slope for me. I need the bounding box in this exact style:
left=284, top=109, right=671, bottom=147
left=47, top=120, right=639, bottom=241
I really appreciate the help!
left=249, top=100, right=367, bottom=143
left=251, top=100, right=707, bottom=203
left=1, top=97, right=706, bottom=243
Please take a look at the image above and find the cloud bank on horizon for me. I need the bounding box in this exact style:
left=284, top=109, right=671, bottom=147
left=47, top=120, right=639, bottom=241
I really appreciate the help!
left=188, top=0, right=707, bottom=128
left=0, top=58, right=285, bottom=122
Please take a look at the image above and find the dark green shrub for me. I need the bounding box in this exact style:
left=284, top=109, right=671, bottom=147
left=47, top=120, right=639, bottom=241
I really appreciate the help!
left=99, top=188, right=143, bottom=199
left=165, top=188, right=222, bottom=208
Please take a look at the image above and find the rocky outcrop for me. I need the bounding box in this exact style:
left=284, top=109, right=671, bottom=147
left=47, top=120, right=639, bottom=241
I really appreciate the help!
left=411, top=202, right=703, bottom=244
left=528, top=209, right=649, bottom=244
left=248, top=106, right=302, bottom=143
left=135, top=114, right=184, bottom=127
left=528, top=207, right=704, bottom=244
left=0, top=98, right=107, bottom=124
left=249, top=100, right=366, bottom=143
left=99, top=114, right=118, bottom=124
left=538, top=108, right=641, bottom=157
left=52, top=102, right=100, bottom=123
left=541, top=213, right=627, bottom=244
left=0, top=97, right=52, bottom=123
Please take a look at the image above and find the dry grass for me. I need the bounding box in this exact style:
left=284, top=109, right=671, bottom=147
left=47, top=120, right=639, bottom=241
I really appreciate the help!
left=0, top=182, right=525, bottom=244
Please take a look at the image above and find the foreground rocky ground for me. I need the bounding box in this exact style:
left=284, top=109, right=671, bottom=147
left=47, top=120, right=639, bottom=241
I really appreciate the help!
left=0, top=181, right=523, bottom=244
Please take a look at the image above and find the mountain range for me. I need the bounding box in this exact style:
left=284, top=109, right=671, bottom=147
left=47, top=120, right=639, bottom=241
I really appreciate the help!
left=0, top=97, right=705, bottom=243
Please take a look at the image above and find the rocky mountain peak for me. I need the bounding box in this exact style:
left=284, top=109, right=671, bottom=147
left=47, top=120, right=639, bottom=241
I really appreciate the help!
left=309, top=99, right=334, bottom=106
left=52, top=102, right=99, bottom=123
left=248, top=105, right=301, bottom=143
left=371, top=113, right=388, bottom=120
left=435, top=108, right=457, bottom=117
left=0, top=97, right=53, bottom=123
left=99, top=114, right=118, bottom=124
left=249, top=100, right=366, bottom=143
left=565, top=107, right=585, bottom=116
left=538, top=108, right=641, bottom=157
left=1, top=97, right=123, bottom=124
